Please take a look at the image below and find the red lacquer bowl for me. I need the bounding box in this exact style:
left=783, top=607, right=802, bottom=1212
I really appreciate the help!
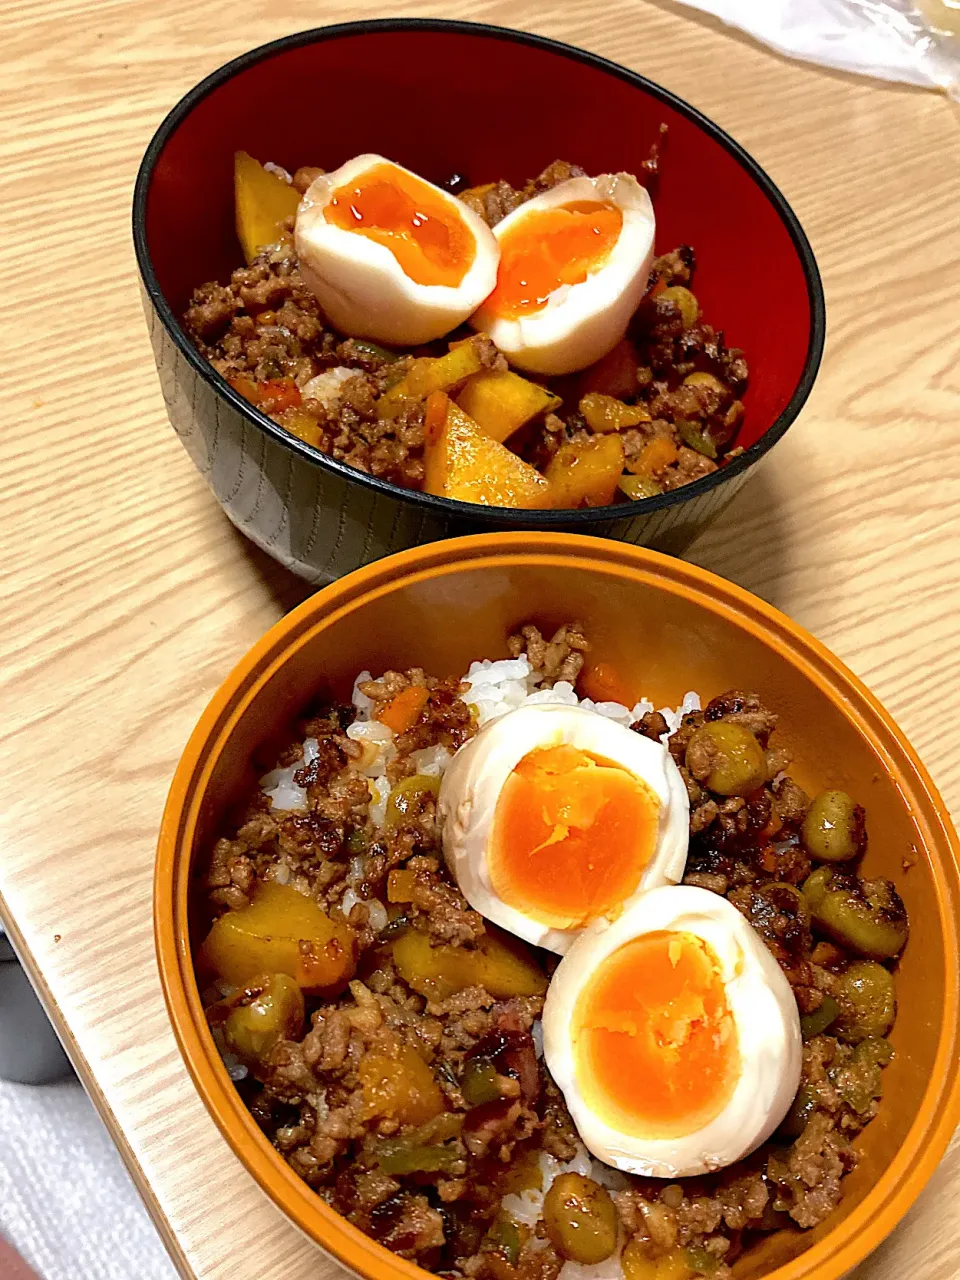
left=133, top=20, right=824, bottom=582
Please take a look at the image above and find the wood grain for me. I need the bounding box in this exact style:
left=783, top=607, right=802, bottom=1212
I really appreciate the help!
left=1, top=2, right=958, bottom=1278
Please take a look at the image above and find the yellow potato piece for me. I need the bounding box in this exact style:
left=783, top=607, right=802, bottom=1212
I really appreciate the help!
left=579, top=392, right=651, bottom=434
left=234, top=151, right=301, bottom=266
left=378, top=342, right=485, bottom=419
left=456, top=369, right=561, bottom=443
left=200, top=881, right=355, bottom=996
left=359, top=1039, right=446, bottom=1127
left=622, top=1242, right=693, bottom=1280
left=392, top=926, right=548, bottom=1001
left=423, top=396, right=552, bottom=508
left=546, top=434, right=626, bottom=509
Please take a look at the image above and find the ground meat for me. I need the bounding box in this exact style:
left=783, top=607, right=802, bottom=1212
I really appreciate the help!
left=540, top=1075, right=581, bottom=1160
left=651, top=245, right=694, bottom=286
left=507, top=622, right=589, bottom=685
left=458, top=160, right=587, bottom=228
left=293, top=165, right=324, bottom=194
left=773, top=776, right=812, bottom=826
left=683, top=868, right=727, bottom=893
left=199, top=657, right=899, bottom=1276
left=369, top=1192, right=446, bottom=1257
left=768, top=1111, right=854, bottom=1228
left=663, top=446, right=718, bottom=488
left=184, top=157, right=748, bottom=506
left=395, top=855, right=487, bottom=946
left=184, top=281, right=238, bottom=343
left=632, top=709, right=670, bottom=741
left=458, top=178, right=525, bottom=227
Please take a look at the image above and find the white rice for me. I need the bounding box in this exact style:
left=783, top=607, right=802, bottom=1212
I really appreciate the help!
left=262, top=654, right=698, bottom=815
left=458, top=654, right=697, bottom=735
left=301, top=366, right=358, bottom=412
left=262, top=160, right=292, bottom=184
left=260, top=736, right=319, bottom=813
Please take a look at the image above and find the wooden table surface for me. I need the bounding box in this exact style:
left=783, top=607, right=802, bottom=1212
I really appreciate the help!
left=2, top=1, right=959, bottom=1278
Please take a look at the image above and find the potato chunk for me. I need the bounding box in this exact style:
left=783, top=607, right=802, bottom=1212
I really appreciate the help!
left=391, top=925, right=547, bottom=1001
left=545, top=434, right=625, bottom=508
left=456, top=369, right=561, bottom=443
left=223, top=973, right=305, bottom=1065
left=359, top=1039, right=446, bottom=1127
left=423, top=393, right=552, bottom=508
left=377, top=342, right=485, bottom=419
left=201, top=881, right=356, bottom=996
left=234, top=151, right=301, bottom=266
left=579, top=393, right=650, bottom=433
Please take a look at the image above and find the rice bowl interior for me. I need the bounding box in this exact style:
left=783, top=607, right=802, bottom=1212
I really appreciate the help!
left=192, top=620, right=911, bottom=1280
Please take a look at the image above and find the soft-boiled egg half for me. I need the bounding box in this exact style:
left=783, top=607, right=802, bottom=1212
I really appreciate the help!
left=543, top=885, right=802, bottom=1178
left=437, top=705, right=688, bottom=954
left=470, top=173, right=656, bottom=375
left=295, top=155, right=500, bottom=345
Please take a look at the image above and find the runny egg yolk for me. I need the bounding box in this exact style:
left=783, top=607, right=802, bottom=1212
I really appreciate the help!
left=324, top=163, right=475, bottom=288
left=483, top=201, right=623, bottom=319
left=489, top=744, right=659, bottom=930
left=572, top=930, right=740, bottom=1138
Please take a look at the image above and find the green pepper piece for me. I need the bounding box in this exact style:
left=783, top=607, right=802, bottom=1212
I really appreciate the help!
left=684, top=1245, right=721, bottom=1274
left=352, top=339, right=402, bottom=364
left=374, top=1139, right=461, bottom=1175
left=487, top=1217, right=520, bottom=1266
left=676, top=417, right=718, bottom=458
left=800, top=995, right=840, bottom=1041
left=779, top=1085, right=817, bottom=1138
left=461, top=1058, right=504, bottom=1107
left=853, top=1037, right=895, bottom=1069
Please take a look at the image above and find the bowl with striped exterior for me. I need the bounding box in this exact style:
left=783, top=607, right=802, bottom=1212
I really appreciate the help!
left=133, top=20, right=824, bottom=584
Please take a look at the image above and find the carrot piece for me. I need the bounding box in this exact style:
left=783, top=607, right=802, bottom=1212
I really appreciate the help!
left=760, top=845, right=779, bottom=874
left=378, top=685, right=430, bottom=734
left=228, top=374, right=260, bottom=404
left=424, top=389, right=449, bottom=446
left=227, top=376, right=301, bottom=413
left=579, top=661, right=634, bottom=707
left=259, top=378, right=301, bottom=412
left=759, top=812, right=784, bottom=842
left=648, top=276, right=667, bottom=299
left=627, top=436, right=679, bottom=476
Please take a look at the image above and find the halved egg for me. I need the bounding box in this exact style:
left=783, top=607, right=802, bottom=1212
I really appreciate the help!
left=295, top=155, right=500, bottom=345
left=543, top=885, right=803, bottom=1177
left=470, top=173, right=655, bottom=375
left=437, top=705, right=688, bottom=954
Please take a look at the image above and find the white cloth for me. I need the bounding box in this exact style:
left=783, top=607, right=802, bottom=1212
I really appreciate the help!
left=676, top=0, right=960, bottom=98
left=0, top=1079, right=176, bottom=1280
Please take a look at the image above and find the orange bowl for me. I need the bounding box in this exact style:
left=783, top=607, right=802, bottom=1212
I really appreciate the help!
left=155, top=533, right=960, bottom=1280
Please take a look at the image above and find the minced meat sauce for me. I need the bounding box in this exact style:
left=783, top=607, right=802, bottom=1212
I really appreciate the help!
left=183, top=161, right=748, bottom=501
left=198, top=627, right=906, bottom=1280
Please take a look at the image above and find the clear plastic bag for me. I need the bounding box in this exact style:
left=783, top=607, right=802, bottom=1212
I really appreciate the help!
left=675, top=0, right=960, bottom=99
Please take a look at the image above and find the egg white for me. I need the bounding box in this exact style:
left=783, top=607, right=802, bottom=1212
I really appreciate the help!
left=471, top=173, right=655, bottom=375
left=295, top=154, right=500, bottom=345
left=437, top=705, right=689, bottom=954
left=543, top=884, right=803, bottom=1178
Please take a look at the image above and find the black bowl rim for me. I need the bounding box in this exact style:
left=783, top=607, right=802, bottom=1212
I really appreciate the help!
left=132, top=17, right=826, bottom=526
